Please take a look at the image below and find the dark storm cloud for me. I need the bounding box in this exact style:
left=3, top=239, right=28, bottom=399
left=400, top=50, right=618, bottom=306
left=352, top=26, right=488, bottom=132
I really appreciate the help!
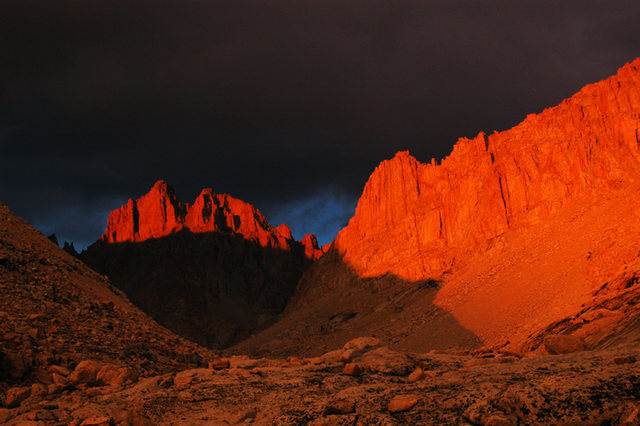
left=1, top=0, right=640, bottom=247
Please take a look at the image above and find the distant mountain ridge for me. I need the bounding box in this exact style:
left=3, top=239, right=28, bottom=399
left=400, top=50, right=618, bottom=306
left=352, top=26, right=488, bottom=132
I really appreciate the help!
left=101, top=179, right=323, bottom=260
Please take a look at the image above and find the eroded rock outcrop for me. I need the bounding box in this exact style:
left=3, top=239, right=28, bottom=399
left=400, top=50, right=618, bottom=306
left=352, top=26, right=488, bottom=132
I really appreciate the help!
left=335, top=58, right=640, bottom=280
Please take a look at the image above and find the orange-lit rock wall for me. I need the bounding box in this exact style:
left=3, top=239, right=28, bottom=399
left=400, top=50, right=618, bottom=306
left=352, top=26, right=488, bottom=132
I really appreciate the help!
left=335, top=58, right=640, bottom=280
left=101, top=181, right=323, bottom=260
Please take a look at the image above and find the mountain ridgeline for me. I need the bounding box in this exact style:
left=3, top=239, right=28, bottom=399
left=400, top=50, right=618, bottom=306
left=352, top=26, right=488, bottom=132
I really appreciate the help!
left=84, top=58, right=640, bottom=357
left=82, top=181, right=324, bottom=348
left=335, top=58, right=640, bottom=281
left=233, top=58, right=640, bottom=356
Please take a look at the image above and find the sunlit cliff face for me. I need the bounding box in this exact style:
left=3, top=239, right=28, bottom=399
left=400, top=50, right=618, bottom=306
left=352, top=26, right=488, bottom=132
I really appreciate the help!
left=334, top=58, right=640, bottom=282
left=309, top=58, right=640, bottom=350
left=101, top=180, right=323, bottom=260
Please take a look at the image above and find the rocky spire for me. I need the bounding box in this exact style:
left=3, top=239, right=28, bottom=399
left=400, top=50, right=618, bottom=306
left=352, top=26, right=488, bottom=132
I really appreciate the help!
left=101, top=181, right=324, bottom=260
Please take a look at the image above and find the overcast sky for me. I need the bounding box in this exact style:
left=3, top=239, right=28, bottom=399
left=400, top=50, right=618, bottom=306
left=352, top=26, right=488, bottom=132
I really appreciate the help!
left=1, top=1, right=640, bottom=248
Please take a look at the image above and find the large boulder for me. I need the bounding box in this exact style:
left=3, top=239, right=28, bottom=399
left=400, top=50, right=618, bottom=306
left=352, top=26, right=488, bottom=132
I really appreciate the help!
left=358, top=347, right=412, bottom=376
left=68, top=360, right=104, bottom=385
left=4, top=386, right=31, bottom=408
left=544, top=335, right=587, bottom=355
left=96, top=364, right=139, bottom=386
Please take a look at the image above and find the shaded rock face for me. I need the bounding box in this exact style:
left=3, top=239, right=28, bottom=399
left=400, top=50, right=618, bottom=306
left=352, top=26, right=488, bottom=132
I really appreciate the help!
left=334, top=58, right=640, bottom=281
left=83, top=183, right=323, bottom=348
left=231, top=247, right=483, bottom=358
left=0, top=202, right=213, bottom=391
left=83, top=230, right=314, bottom=348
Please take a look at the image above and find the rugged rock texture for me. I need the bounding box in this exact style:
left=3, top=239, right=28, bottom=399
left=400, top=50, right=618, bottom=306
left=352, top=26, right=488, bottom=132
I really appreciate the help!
left=83, top=182, right=323, bottom=348
left=5, top=58, right=640, bottom=425
left=3, top=203, right=640, bottom=424
left=101, top=180, right=323, bottom=259
left=335, top=58, right=640, bottom=281
left=0, top=202, right=213, bottom=390
left=5, top=334, right=640, bottom=424
left=235, top=58, right=640, bottom=357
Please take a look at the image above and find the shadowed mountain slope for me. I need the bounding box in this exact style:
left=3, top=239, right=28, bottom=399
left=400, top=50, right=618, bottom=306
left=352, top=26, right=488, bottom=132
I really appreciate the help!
left=82, top=181, right=323, bottom=348
left=231, top=247, right=483, bottom=358
left=0, top=202, right=213, bottom=390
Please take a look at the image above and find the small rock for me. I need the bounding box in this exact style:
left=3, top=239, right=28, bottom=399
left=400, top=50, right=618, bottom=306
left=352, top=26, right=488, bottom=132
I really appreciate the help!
left=30, top=383, right=48, bottom=397
left=388, top=394, right=419, bottom=413
left=47, top=384, right=64, bottom=395
left=463, top=400, right=493, bottom=424
left=358, top=347, right=412, bottom=375
left=470, top=346, right=494, bottom=356
left=231, top=409, right=257, bottom=423
left=614, top=355, right=636, bottom=365
left=28, top=313, right=46, bottom=321
left=69, top=360, right=104, bottom=385
left=543, top=334, right=586, bottom=354
left=51, top=372, right=70, bottom=387
left=484, top=414, right=515, bottom=426
left=208, top=358, right=230, bottom=370
left=26, top=410, right=57, bottom=421
left=340, top=349, right=355, bottom=363
left=177, top=390, right=194, bottom=401
left=407, top=368, right=425, bottom=383
left=342, top=363, right=361, bottom=377
left=5, top=386, right=31, bottom=408
left=173, top=369, right=214, bottom=389
left=229, top=368, right=251, bottom=377
left=343, top=337, right=382, bottom=355
left=324, top=397, right=356, bottom=415
left=85, top=388, right=103, bottom=397
left=286, top=356, right=300, bottom=363
left=320, top=350, right=343, bottom=364
left=49, top=365, right=71, bottom=376
left=80, top=416, right=113, bottom=426
left=497, top=349, right=521, bottom=358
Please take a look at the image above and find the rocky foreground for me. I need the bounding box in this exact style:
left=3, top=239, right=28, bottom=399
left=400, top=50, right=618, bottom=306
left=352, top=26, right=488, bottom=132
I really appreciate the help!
left=2, top=337, right=640, bottom=425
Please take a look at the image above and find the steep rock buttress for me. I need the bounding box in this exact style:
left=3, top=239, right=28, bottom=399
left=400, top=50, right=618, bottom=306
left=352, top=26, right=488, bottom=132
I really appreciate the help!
left=334, top=58, right=640, bottom=281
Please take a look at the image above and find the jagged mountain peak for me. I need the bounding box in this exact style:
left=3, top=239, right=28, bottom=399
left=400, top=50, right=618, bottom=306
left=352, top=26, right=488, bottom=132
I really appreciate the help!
left=100, top=181, right=324, bottom=260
